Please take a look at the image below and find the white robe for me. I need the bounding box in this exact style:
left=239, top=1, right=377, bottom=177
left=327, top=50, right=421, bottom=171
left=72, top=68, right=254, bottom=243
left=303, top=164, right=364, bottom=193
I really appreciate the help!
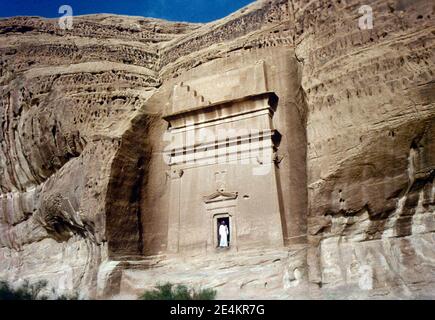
left=219, top=225, right=229, bottom=247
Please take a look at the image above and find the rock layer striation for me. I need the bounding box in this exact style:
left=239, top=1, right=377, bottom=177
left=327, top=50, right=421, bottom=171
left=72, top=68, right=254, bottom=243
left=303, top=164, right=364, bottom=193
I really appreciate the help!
left=0, top=0, right=434, bottom=299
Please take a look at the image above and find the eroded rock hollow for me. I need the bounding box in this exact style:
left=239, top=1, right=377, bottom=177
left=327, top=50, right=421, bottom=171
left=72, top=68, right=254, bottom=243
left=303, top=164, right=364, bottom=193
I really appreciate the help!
left=0, top=0, right=434, bottom=299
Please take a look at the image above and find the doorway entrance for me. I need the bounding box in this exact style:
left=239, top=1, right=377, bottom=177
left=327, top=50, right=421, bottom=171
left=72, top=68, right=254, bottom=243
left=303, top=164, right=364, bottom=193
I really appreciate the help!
left=217, top=217, right=230, bottom=248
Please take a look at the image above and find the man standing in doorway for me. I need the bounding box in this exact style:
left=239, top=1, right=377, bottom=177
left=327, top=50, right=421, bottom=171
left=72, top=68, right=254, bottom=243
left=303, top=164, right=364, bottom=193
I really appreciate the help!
left=219, top=220, right=229, bottom=247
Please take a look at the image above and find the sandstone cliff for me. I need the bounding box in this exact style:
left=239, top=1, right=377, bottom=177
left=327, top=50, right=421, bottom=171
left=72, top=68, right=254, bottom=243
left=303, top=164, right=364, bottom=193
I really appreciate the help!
left=0, top=0, right=434, bottom=299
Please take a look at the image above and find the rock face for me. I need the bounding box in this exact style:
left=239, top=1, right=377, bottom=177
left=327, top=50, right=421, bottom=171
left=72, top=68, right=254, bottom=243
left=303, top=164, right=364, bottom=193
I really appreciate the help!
left=0, top=0, right=434, bottom=299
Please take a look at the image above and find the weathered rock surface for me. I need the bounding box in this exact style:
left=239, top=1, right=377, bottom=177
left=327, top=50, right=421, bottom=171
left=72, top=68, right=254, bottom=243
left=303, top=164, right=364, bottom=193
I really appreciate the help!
left=0, top=0, right=434, bottom=299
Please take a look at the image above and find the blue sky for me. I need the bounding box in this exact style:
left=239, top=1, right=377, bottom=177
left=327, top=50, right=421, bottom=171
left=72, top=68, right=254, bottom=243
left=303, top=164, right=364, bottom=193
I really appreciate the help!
left=0, top=0, right=255, bottom=22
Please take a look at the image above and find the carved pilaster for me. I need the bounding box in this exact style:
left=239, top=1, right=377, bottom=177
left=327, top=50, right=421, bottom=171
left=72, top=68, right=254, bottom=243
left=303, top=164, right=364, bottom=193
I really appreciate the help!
left=166, top=169, right=184, bottom=180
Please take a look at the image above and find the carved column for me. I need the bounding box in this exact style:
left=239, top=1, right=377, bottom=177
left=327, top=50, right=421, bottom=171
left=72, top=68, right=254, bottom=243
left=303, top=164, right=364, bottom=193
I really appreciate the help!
left=166, top=169, right=183, bottom=253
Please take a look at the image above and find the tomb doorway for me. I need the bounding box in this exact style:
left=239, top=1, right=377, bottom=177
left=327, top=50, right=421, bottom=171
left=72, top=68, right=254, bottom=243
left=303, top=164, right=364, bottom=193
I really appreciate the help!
left=217, top=217, right=230, bottom=248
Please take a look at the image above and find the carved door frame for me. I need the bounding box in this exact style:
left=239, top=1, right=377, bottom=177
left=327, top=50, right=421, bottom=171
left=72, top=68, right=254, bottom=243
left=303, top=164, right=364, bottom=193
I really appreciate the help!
left=203, top=194, right=238, bottom=253
left=211, top=210, right=237, bottom=251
